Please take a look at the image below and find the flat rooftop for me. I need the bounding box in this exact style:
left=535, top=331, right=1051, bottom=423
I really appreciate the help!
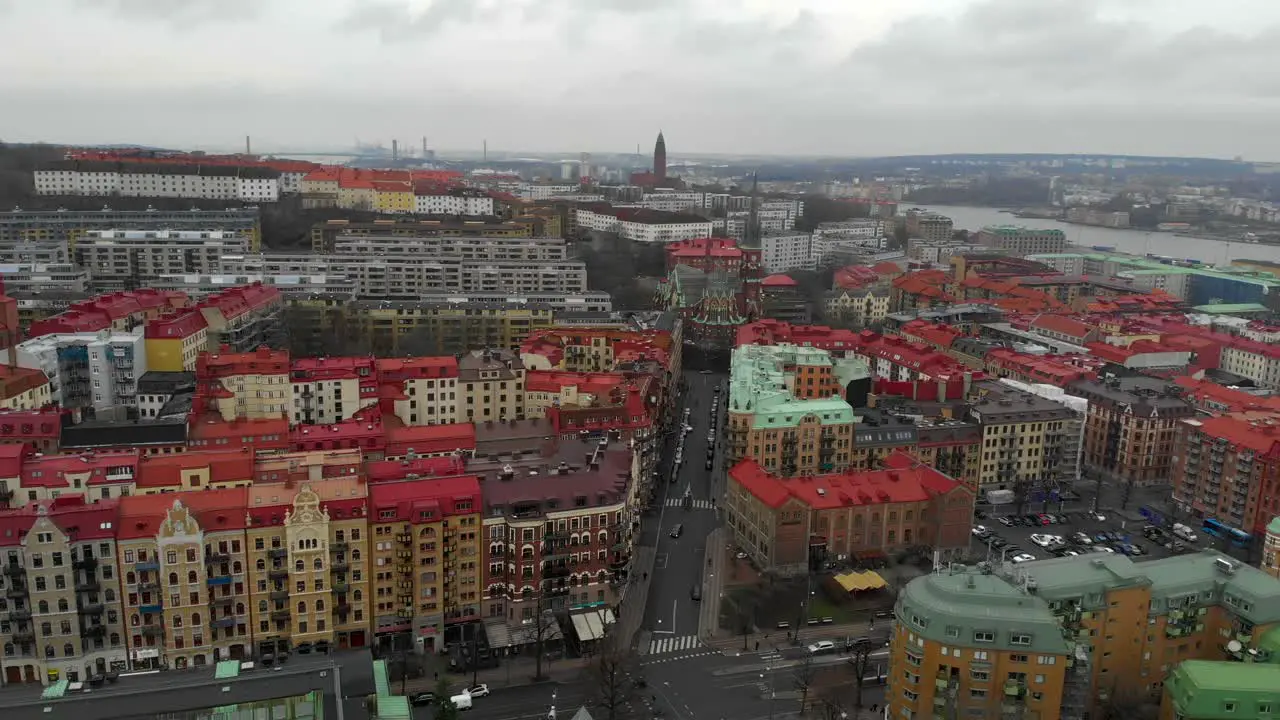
left=2, top=651, right=375, bottom=720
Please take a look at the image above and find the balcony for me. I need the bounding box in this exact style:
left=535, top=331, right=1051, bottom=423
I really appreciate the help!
left=2, top=563, right=22, bottom=577
left=267, top=548, right=288, bottom=559
left=7, top=608, right=31, bottom=622
left=138, top=581, right=159, bottom=593
left=209, top=616, right=236, bottom=630
left=75, top=579, right=101, bottom=593
left=331, top=582, right=349, bottom=594
left=139, top=603, right=163, bottom=614
left=330, top=559, right=349, bottom=572
left=73, top=557, right=99, bottom=571
left=5, top=584, right=28, bottom=599
left=77, top=603, right=104, bottom=616
left=270, top=590, right=289, bottom=602
left=396, top=533, right=412, bottom=545
left=204, top=553, right=230, bottom=565
left=141, top=624, right=164, bottom=638
left=13, top=630, right=35, bottom=643
left=268, top=567, right=289, bottom=580
left=330, top=541, right=349, bottom=553
left=336, top=603, right=351, bottom=616
left=207, top=575, right=232, bottom=587
left=80, top=624, right=106, bottom=639
left=134, top=560, right=159, bottom=572
left=208, top=596, right=234, bottom=608
left=270, top=609, right=291, bottom=621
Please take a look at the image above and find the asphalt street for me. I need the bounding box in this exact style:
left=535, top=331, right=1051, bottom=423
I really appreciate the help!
left=414, top=682, right=589, bottom=720
left=641, top=371, right=725, bottom=655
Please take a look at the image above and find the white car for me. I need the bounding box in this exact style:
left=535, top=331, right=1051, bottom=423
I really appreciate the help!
left=467, top=684, right=490, bottom=698
left=1029, top=534, right=1061, bottom=548
left=1011, top=553, right=1037, bottom=563
left=1090, top=511, right=1107, bottom=522
left=1062, top=550, right=1080, bottom=557
left=807, top=640, right=836, bottom=655
left=972, top=525, right=989, bottom=536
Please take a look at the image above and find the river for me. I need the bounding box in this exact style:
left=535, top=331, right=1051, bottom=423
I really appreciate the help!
left=914, top=205, right=1280, bottom=266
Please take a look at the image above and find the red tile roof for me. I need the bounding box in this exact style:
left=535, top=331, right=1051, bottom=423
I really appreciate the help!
left=735, top=319, right=866, bottom=351
left=369, top=475, right=482, bottom=523
left=135, top=449, right=254, bottom=490
left=525, top=371, right=628, bottom=397
left=761, top=274, right=798, bottom=288
left=366, top=455, right=467, bottom=483
left=196, top=346, right=289, bottom=379
left=376, top=356, right=459, bottom=381
left=729, top=452, right=963, bottom=510
left=666, top=237, right=743, bottom=259
left=20, top=450, right=139, bottom=488
left=144, top=309, right=208, bottom=339
left=116, top=487, right=250, bottom=540
left=385, top=421, right=476, bottom=457
left=1031, top=314, right=1094, bottom=339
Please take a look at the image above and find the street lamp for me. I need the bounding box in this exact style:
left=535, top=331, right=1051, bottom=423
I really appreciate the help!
left=763, top=656, right=778, bottom=720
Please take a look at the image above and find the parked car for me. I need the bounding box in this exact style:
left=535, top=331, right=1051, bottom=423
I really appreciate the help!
left=1029, top=533, right=1057, bottom=548
left=670, top=524, right=683, bottom=539
left=1011, top=553, right=1036, bottom=563
left=467, top=684, right=490, bottom=698
left=691, top=585, right=702, bottom=601
left=972, top=525, right=989, bottom=537
left=409, top=692, right=436, bottom=706
left=1072, top=532, right=1093, bottom=545
left=998, top=517, right=1015, bottom=527
left=807, top=640, right=836, bottom=655
left=1090, top=511, right=1107, bottom=522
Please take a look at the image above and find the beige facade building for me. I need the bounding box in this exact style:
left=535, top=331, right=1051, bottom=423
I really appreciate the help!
left=457, top=349, right=526, bottom=423
left=967, top=380, right=1080, bottom=491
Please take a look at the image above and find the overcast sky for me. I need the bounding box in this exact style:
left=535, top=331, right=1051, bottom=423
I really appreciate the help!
left=2, top=0, right=1279, bottom=159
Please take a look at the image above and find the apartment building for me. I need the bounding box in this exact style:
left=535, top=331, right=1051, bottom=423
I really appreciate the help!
left=34, top=161, right=281, bottom=203
left=0, top=498, right=126, bottom=685
left=333, top=235, right=567, bottom=262
left=903, top=210, right=954, bottom=242
left=0, top=238, right=70, bottom=265
left=217, top=253, right=588, bottom=297
left=0, top=263, right=90, bottom=295
left=352, top=300, right=556, bottom=358
left=1070, top=376, right=1194, bottom=489
left=10, top=450, right=139, bottom=505
left=290, top=356, right=378, bottom=426
left=0, top=208, right=260, bottom=250
left=1172, top=413, right=1280, bottom=539
left=194, top=283, right=286, bottom=353
left=29, top=288, right=190, bottom=339
left=725, top=344, right=864, bottom=475
left=478, top=437, right=633, bottom=623
left=246, top=454, right=372, bottom=656
left=457, top=349, right=525, bottom=423
left=144, top=310, right=209, bottom=372
left=824, top=287, right=892, bottom=328
left=1220, top=340, right=1280, bottom=389
left=0, top=366, right=53, bottom=412
left=976, top=225, right=1068, bottom=255
left=195, top=346, right=290, bottom=422
left=368, top=476, right=483, bottom=650
left=760, top=232, right=814, bottom=273
left=574, top=206, right=714, bottom=244
left=726, top=451, right=973, bottom=574
left=967, top=380, right=1081, bottom=491
left=8, top=330, right=147, bottom=421
left=414, top=190, right=495, bottom=216
left=890, top=552, right=1280, bottom=720
left=378, top=356, right=460, bottom=427
left=77, top=230, right=256, bottom=290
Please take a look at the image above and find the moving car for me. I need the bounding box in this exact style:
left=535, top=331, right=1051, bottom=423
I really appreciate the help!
left=998, top=516, right=1015, bottom=527
left=705, top=459, right=713, bottom=470
left=670, top=524, right=683, bottom=539
left=807, top=640, right=836, bottom=655
left=691, top=585, right=702, bottom=601
left=972, top=525, right=989, bottom=537
left=467, top=685, right=490, bottom=698
left=1011, top=553, right=1036, bottom=563
left=450, top=692, right=473, bottom=710
left=409, top=692, right=436, bottom=706
left=1090, top=511, right=1107, bottom=522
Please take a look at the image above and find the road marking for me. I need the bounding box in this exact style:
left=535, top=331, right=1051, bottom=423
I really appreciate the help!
left=655, top=553, right=668, bottom=570
left=648, top=635, right=703, bottom=655
left=666, top=498, right=715, bottom=510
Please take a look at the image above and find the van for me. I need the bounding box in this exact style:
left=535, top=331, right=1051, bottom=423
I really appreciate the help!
left=450, top=692, right=473, bottom=710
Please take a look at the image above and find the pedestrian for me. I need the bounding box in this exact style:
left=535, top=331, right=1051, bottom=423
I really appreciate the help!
left=754, top=640, right=759, bottom=651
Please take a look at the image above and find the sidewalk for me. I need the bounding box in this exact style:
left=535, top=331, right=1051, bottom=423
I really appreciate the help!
left=400, top=655, right=591, bottom=695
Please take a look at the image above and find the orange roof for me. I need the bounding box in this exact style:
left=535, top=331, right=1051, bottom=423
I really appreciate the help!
left=135, top=449, right=255, bottom=489
left=1031, top=314, right=1094, bottom=339
left=385, top=422, right=476, bottom=456
left=116, top=487, right=250, bottom=540
left=525, top=370, right=628, bottom=397
left=377, top=356, right=458, bottom=380
left=729, top=452, right=964, bottom=510
left=761, top=274, right=799, bottom=288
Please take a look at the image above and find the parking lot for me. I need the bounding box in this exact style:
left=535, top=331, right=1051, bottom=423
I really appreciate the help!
left=970, top=508, right=1204, bottom=564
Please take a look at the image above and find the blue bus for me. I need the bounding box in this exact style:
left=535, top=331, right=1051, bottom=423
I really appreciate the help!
left=1202, top=518, right=1251, bottom=548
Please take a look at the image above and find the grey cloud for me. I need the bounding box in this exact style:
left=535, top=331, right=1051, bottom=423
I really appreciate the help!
left=78, top=0, right=261, bottom=22
left=339, top=0, right=511, bottom=41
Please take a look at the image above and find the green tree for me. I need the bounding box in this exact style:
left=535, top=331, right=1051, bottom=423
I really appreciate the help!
left=434, top=675, right=459, bottom=720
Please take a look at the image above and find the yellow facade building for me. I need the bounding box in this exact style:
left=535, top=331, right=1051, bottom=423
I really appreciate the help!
left=195, top=347, right=290, bottom=421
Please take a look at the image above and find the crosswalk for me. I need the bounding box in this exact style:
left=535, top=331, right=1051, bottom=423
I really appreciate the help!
left=665, top=498, right=716, bottom=510
left=647, top=635, right=702, bottom=655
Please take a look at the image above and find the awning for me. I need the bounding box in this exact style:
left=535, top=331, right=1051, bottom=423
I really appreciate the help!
left=484, top=617, right=511, bottom=649
left=507, top=610, right=565, bottom=646
left=570, top=608, right=616, bottom=642
left=834, top=570, right=888, bottom=593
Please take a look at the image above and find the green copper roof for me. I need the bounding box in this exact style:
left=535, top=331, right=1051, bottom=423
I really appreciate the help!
left=981, top=225, right=1066, bottom=237
left=897, top=568, right=1070, bottom=656
left=1269, top=516, right=1280, bottom=537
left=728, top=344, right=860, bottom=430
left=1193, top=303, right=1271, bottom=314
left=1166, top=660, right=1280, bottom=719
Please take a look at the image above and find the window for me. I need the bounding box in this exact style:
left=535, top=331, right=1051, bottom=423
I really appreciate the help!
left=166, top=551, right=177, bottom=564
left=1011, top=633, right=1032, bottom=646
left=974, top=631, right=995, bottom=643
left=1036, top=656, right=1057, bottom=665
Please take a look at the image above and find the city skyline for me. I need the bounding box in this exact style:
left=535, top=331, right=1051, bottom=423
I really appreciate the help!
left=4, top=0, right=1280, bottom=159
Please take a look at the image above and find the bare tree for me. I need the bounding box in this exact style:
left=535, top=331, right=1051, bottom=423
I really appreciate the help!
left=737, top=600, right=755, bottom=652
left=587, top=640, right=640, bottom=720
left=530, top=593, right=560, bottom=682
left=817, top=689, right=851, bottom=720
left=793, top=654, right=819, bottom=716
left=846, top=639, right=877, bottom=716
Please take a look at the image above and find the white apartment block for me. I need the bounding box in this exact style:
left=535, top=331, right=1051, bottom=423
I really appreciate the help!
left=761, top=232, right=814, bottom=273
left=1220, top=344, right=1280, bottom=389
left=5, top=329, right=147, bottom=419
left=151, top=273, right=358, bottom=299
left=34, top=161, right=282, bottom=203
left=414, top=193, right=496, bottom=216
left=575, top=207, right=713, bottom=244
left=76, top=230, right=255, bottom=288
left=0, top=238, right=71, bottom=265
left=217, top=253, right=588, bottom=297
left=333, top=235, right=567, bottom=262
left=517, top=183, right=582, bottom=200
left=0, top=263, right=90, bottom=295
left=639, top=193, right=705, bottom=212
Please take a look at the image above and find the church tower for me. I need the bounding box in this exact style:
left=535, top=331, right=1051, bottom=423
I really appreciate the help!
left=654, top=131, right=667, bottom=182
left=740, top=172, right=763, bottom=321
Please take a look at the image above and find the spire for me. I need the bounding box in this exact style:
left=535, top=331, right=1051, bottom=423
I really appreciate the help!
left=743, top=171, right=761, bottom=250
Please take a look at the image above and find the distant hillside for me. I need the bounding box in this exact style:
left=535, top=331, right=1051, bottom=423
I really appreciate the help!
left=0, top=142, right=66, bottom=208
